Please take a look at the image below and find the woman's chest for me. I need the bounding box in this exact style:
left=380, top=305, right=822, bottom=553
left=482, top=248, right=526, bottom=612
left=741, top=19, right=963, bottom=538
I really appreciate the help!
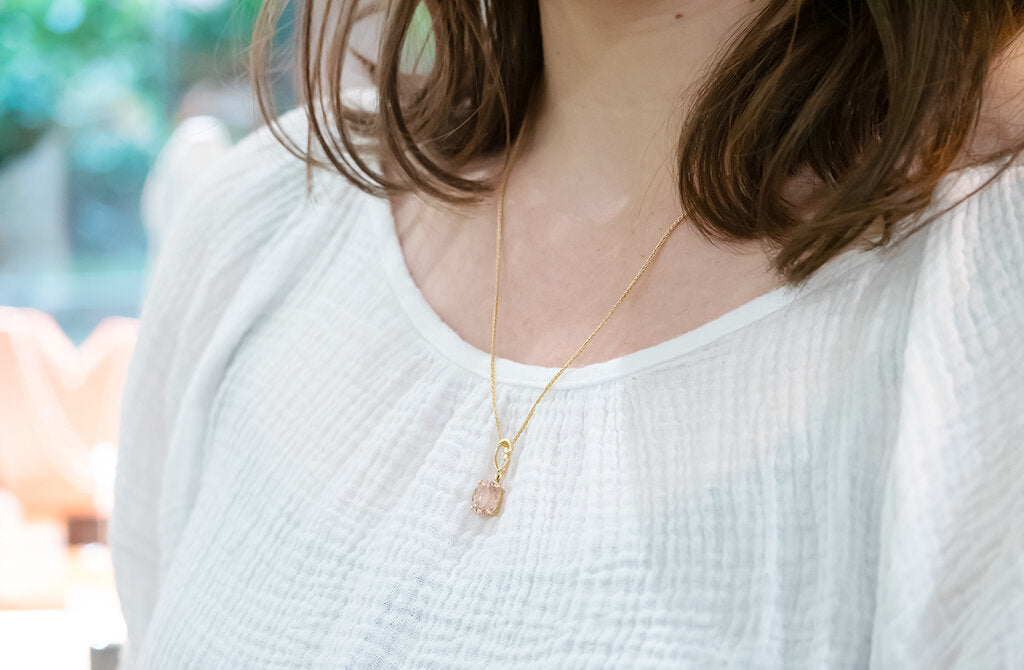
left=136, top=287, right=906, bottom=668
left=143, top=429, right=883, bottom=669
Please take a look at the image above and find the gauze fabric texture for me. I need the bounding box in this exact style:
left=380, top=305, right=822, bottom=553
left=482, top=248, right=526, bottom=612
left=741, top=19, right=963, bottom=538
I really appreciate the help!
left=110, top=106, right=1024, bottom=669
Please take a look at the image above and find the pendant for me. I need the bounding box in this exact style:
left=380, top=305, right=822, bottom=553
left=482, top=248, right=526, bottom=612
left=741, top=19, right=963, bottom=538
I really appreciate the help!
left=471, top=438, right=513, bottom=517
left=471, top=479, right=505, bottom=517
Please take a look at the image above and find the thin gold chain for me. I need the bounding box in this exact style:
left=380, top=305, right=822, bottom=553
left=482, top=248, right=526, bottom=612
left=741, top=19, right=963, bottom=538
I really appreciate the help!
left=489, top=125, right=687, bottom=451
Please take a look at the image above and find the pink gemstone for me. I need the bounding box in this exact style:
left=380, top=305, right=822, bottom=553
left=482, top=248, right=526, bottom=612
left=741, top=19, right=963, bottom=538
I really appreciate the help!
left=471, top=479, right=504, bottom=517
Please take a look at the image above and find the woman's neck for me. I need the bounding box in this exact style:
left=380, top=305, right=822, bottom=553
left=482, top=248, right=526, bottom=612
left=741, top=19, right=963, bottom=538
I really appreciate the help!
left=387, top=2, right=789, bottom=370
left=522, top=0, right=762, bottom=228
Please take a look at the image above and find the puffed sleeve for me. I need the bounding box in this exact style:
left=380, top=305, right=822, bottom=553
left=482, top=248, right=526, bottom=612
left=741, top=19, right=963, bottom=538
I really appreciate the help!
left=870, top=161, right=1024, bottom=668
left=108, top=106, right=312, bottom=669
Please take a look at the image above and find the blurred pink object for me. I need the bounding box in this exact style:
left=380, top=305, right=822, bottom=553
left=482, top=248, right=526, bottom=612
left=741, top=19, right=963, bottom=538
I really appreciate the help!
left=0, top=307, right=137, bottom=518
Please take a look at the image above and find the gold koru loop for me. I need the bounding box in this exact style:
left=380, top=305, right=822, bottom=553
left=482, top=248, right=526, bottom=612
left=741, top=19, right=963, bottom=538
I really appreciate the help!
left=493, top=438, right=513, bottom=481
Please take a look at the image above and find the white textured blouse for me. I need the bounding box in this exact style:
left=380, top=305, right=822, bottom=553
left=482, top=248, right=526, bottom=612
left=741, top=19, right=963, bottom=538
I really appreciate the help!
left=110, top=106, right=1024, bottom=669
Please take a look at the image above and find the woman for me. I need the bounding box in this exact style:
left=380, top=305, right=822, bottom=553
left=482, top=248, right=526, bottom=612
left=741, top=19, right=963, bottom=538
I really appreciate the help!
left=110, top=1, right=1024, bottom=668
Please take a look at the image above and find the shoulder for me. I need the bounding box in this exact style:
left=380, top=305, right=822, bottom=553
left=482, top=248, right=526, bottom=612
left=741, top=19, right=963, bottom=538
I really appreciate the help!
left=149, top=105, right=314, bottom=276
left=911, top=158, right=1024, bottom=352
left=132, top=97, right=385, bottom=381
left=129, top=106, right=330, bottom=418
left=868, top=159, right=1024, bottom=669
left=925, top=156, right=1024, bottom=266
left=147, top=90, right=381, bottom=287
left=902, top=158, right=1024, bottom=420
left=137, top=97, right=388, bottom=329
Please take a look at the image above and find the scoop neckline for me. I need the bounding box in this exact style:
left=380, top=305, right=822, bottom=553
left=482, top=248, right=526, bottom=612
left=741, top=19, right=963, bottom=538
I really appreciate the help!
left=362, top=163, right=988, bottom=389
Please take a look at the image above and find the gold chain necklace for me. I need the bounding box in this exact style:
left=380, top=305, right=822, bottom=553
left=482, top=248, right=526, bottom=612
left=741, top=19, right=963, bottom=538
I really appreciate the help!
left=469, top=127, right=688, bottom=518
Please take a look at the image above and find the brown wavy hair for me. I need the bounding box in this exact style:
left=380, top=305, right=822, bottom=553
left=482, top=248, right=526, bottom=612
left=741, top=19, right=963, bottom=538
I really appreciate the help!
left=249, top=0, right=1024, bottom=285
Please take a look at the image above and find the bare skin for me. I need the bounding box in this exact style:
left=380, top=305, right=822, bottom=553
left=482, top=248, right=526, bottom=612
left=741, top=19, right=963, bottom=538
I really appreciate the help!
left=386, top=0, right=1024, bottom=370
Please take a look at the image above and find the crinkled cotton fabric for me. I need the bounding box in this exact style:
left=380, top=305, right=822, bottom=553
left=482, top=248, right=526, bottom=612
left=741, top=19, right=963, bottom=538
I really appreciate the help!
left=109, top=106, right=1024, bottom=669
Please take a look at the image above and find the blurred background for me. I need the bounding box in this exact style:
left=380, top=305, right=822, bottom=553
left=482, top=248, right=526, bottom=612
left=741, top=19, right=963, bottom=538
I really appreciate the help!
left=0, top=1, right=297, bottom=667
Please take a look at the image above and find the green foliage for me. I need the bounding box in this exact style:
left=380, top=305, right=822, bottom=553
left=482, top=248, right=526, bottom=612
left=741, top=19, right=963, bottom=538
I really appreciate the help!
left=401, top=2, right=435, bottom=75
left=0, top=0, right=266, bottom=167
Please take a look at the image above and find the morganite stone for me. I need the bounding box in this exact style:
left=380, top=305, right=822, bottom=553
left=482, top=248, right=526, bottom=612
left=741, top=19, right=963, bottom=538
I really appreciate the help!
left=471, top=479, right=504, bottom=517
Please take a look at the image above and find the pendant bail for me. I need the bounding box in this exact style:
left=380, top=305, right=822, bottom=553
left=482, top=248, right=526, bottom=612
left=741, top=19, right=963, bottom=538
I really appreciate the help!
left=493, top=438, right=512, bottom=482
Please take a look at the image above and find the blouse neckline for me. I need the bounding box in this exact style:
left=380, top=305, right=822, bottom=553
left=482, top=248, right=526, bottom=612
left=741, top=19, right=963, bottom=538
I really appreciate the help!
left=362, top=164, right=988, bottom=390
